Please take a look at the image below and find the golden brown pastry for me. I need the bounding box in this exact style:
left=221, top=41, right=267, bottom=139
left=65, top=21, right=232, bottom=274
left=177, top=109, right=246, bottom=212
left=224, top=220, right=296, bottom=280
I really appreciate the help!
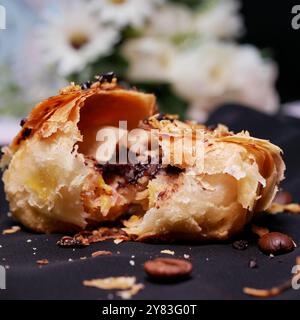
left=1, top=77, right=285, bottom=240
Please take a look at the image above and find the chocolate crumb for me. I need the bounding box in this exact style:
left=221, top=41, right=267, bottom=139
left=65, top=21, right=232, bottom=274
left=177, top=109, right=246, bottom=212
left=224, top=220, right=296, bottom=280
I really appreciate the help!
left=232, top=240, right=249, bottom=250
left=57, top=236, right=88, bottom=248
left=96, top=71, right=116, bottom=84
left=99, top=163, right=162, bottom=185
left=22, top=127, right=32, bottom=138
left=80, top=81, right=92, bottom=90
left=20, top=118, right=27, bottom=127
left=58, top=227, right=130, bottom=248
left=165, top=165, right=184, bottom=175
left=156, top=114, right=175, bottom=122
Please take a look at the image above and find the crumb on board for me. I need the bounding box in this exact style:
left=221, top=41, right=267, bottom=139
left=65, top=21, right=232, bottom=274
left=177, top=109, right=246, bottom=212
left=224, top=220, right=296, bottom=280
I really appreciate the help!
left=267, top=203, right=300, bottom=214
left=114, top=239, right=124, bottom=245
left=91, top=250, right=112, bottom=257
left=160, top=249, right=175, bottom=255
left=36, top=259, right=49, bottom=265
left=2, top=226, right=21, bottom=235
left=116, top=284, right=144, bottom=300
left=83, top=276, right=136, bottom=290
left=83, top=276, right=144, bottom=298
left=129, top=260, right=135, bottom=266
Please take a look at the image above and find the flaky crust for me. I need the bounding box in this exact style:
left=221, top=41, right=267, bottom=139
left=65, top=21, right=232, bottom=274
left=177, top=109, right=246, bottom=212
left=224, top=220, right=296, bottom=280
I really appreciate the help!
left=123, top=123, right=285, bottom=241
left=1, top=82, right=285, bottom=240
left=1, top=82, right=156, bottom=233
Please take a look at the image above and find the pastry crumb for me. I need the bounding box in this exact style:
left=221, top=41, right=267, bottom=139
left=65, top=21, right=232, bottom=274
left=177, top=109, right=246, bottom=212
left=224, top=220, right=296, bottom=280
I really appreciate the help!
left=83, top=276, right=143, bottom=300
left=114, top=239, right=124, bottom=245
left=267, top=202, right=300, bottom=214
left=117, top=284, right=144, bottom=300
left=91, top=250, right=112, bottom=257
left=36, top=259, right=49, bottom=265
left=2, top=226, right=21, bottom=235
left=83, top=276, right=136, bottom=290
left=160, top=249, right=175, bottom=255
left=129, top=260, right=135, bottom=266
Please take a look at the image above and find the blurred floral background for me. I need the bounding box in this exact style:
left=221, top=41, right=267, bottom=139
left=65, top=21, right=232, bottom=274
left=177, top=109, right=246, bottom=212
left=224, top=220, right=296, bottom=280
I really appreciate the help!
left=0, top=0, right=294, bottom=143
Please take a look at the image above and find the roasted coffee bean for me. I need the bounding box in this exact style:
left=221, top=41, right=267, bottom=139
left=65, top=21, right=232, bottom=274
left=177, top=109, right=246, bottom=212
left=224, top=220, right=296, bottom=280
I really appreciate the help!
left=258, top=232, right=295, bottom=255
left=274, top=191, right=293, bottom=205
left=56, top=236, right=87, bottom=248
left=144, top=258, right=192, bottom=279
left=232, top=240, right=249, bottom=250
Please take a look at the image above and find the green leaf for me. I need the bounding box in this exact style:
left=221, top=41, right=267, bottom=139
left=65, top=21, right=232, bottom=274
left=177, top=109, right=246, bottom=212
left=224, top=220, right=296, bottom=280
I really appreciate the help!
left=169, top=0, right=207, bottom=9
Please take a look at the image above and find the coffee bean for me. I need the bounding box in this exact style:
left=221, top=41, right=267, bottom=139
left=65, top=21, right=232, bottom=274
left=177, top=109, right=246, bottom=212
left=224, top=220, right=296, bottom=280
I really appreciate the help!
left=274, top=191, right=293, bottom=205
left=144, top=258, right=192, bottom=280
left=258, top=232, right=295, bottom=255
left=232, top=240, right=249, bottom=250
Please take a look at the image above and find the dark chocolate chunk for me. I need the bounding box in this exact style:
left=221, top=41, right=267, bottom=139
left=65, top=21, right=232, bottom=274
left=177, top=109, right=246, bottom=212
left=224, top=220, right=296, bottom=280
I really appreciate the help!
left=232, top=240, right=249, bottom=250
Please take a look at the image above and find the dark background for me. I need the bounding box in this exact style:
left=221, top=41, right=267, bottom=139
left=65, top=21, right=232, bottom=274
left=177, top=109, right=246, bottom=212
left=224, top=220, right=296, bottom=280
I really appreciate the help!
left=241, top=0, right=300, bottom=103
left=1, top=0, right=300, bottom=301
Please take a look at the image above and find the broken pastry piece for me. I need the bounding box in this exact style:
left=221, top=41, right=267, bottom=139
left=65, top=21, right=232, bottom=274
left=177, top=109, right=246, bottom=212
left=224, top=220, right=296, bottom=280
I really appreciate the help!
left=1, top=78, right=285, bottom=241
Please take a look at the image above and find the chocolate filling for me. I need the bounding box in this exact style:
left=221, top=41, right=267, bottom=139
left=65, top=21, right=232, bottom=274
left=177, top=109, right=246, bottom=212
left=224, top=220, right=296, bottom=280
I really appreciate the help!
left=96, top=163, right=184, bottom=185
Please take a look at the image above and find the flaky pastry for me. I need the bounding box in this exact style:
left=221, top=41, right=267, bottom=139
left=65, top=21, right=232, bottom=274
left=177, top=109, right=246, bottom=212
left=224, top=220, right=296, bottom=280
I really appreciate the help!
left=1, top=79, right=285, bottom=240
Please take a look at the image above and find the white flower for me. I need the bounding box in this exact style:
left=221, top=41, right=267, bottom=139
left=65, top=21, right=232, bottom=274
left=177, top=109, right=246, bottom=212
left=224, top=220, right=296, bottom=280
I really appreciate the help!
left=145, top=3, right=192, bottom=37
left=92, top=0, right=164, bottom=28
left=194, top=0, right=244, bottom=39
left=122, top=37, right=175, bottom=82
left=170, top=41, right=279, bottom=122
left=35, top=0, right=119, bottom=76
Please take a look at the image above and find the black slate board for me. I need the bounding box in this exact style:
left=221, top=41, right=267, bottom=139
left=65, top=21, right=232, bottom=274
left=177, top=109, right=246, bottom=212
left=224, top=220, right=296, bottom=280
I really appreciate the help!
left=0, top=105, right=300, bottom=300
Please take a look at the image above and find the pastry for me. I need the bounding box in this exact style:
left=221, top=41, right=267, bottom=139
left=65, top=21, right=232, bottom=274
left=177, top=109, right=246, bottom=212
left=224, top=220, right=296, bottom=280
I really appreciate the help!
left=0, top=76, right=285, bottom=240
